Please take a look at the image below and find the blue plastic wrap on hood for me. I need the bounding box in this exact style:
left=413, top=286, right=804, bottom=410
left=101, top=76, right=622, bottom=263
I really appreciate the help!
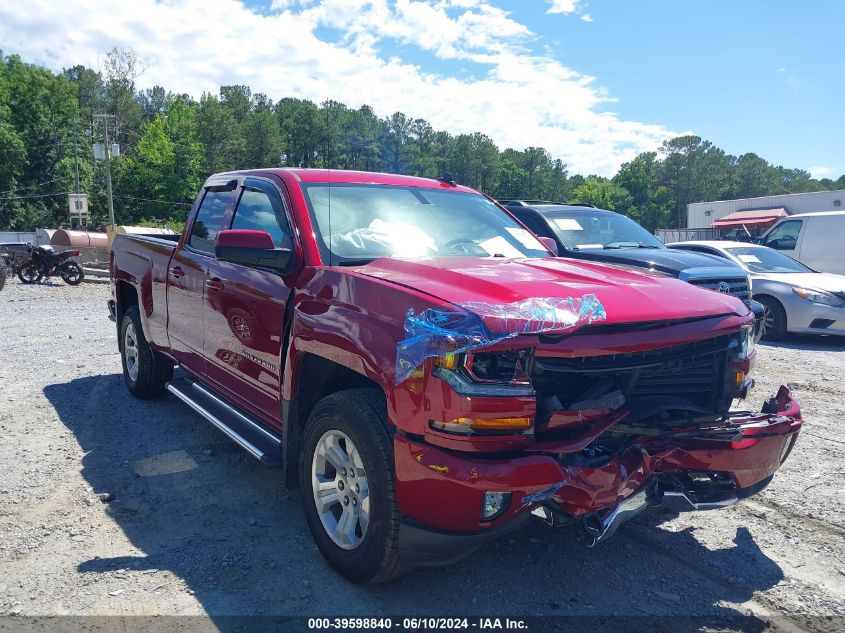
left=395, top=294, right=607, bottom=384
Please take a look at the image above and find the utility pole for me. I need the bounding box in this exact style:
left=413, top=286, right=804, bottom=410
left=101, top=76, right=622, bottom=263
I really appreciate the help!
left=73, top=119, right=80, bottom=195
left=94, top=114, right=116, bottom=230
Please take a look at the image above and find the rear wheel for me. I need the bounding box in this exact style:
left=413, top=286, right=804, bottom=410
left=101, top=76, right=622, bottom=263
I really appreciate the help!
left=301, top=389, right=409, bottom=584
left=758, top=296, right=787, bottom=340
left=60, top=261, right=84, bottom=285
left=17, top=263, right=42, bottom=284
left=120, top=306, right=173, bottom=398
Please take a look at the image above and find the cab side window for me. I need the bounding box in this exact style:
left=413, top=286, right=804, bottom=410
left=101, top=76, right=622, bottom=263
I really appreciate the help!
left=230, top=184, right=292, bottom=249
left=189, top=189, right=233, bottom=253
left=764, top=220, right=802, bottom=250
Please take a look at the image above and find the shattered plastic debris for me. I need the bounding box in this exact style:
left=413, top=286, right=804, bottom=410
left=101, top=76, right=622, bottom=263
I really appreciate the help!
left=395, top=294, right=606, bottom=384
left=521, top=481, right=567, bottom=505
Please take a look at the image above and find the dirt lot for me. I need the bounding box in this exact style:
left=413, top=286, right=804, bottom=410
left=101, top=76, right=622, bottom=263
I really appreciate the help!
left=1, top=280, right=844, bottom=630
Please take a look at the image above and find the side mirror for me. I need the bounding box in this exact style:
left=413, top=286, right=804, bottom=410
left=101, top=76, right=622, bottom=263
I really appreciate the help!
left=538, top=236, right=559, bottom=256
left=215, top=229, right=293, bottom=273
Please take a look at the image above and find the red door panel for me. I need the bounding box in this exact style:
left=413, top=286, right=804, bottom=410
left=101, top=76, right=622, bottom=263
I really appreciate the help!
left=166, top=248, right=209, bottom=374
left=202, top=178, right=297, bottom=430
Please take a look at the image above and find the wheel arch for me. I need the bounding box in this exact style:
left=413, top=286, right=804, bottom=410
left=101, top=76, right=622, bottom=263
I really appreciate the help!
left=282, top=353, right=386, bottom=489
left=755, top=293, right=788, bottom=333
left=115, top=280, right=139, bottom=345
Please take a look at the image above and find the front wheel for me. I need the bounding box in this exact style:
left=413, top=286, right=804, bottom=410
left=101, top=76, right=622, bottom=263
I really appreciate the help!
left=120, top=306, right=173, bottom=398
left=17, top=263, right=42, bottom=284
left=60, top=261, right=84, bottom=285
left=301, top=389, right=409, bottom=584
left=758, top=296, right=787, bottom=341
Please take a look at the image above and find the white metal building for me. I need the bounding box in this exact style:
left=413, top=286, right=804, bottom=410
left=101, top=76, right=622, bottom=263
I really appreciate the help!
left=687, top=189, right=845, bottom=228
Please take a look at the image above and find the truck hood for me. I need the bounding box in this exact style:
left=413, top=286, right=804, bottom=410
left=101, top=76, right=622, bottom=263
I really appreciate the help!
left=350, top=257, right=748, bottom=325
left=570, top=247, right=738, bottom=276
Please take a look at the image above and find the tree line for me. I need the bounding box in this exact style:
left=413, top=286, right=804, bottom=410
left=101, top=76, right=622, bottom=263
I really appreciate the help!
left=1, top=48, right=843, bottom=233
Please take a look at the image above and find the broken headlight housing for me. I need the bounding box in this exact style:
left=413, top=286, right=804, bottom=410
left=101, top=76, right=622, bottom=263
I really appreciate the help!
left=738, top=324, right=756, bottom=360
left=433, top=349, right=534, bottom=397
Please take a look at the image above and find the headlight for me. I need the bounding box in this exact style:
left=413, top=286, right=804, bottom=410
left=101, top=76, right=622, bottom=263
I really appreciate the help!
left=792, top=287, right=843, bottom=307
left=739, top=324, right=756, bottom=360
left=432, top=349, right=534, bottom=397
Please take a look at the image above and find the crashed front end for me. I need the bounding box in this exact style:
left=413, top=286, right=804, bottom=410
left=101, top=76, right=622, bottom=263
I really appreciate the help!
left=391, top=297, right=802, bottom=566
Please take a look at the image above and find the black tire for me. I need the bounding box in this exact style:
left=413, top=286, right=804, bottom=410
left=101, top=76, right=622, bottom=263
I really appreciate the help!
left=301, top=389, right=409, bottom=584
left=757, top=296, right=787, bottom=341
left=60, top=261, right=84, bottom=285
left=120, top=306, right=174, bottom=398
left=0, top=264, right=6, bottom=292
left=17, top=263, right=42, bottom=284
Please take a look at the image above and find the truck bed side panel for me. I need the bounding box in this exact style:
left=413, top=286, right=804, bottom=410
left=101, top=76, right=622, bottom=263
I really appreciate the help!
left=111, top=234, right=176, bottom=350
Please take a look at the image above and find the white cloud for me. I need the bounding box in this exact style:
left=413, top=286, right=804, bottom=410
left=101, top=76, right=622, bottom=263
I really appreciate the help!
left=809, top=166, right=835, bottom=179
left=546, top=0, right=579, bottom=14
left=580, top=13, right=593, bottom=22
left=0, top=0, right=674, bottom=176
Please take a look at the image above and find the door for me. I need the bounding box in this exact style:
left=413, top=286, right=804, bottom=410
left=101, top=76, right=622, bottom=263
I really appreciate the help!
left=203, top=177, right=296, bottom=427
left=760, top=219, right=803, bottom=261
left=167, top=186, right=235, bottom=374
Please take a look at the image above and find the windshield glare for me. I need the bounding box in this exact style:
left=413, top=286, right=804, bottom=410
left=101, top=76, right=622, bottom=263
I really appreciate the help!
left=726, top=246, right=810, bottom=273
left=303, top=184, right=550, bottom=264
left=544, top=210, right=665, bottom=250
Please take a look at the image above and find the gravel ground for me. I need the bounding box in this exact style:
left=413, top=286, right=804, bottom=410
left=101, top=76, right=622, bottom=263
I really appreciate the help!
left=0, top=280, right=844, bottom=630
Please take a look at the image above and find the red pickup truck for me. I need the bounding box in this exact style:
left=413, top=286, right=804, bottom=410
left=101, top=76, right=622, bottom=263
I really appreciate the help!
left=109, top=168, right=802, bottom=583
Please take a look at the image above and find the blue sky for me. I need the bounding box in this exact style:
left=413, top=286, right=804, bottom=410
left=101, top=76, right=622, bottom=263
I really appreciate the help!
left=1, top=0, right=842, bottom=179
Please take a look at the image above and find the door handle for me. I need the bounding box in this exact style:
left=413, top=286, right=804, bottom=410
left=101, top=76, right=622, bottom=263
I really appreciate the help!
left=205, top=277, right=224, bottom=291
left=170, top=266, right=184, bottom=278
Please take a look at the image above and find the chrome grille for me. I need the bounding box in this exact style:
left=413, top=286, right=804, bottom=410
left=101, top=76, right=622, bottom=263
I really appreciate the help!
left=688, top=278, right=750, bottom=300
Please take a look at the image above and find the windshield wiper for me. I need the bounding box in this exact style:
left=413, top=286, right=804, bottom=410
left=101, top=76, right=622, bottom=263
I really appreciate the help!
left=604, top=242, right=661, bottom=250
left=335, top=258, right=378, bottom=267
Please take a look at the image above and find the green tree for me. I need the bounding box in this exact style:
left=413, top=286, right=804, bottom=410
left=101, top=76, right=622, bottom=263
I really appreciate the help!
left=571, top=177, right=632, bottom=212
left=196, top=92, right=241, bottom=174
left=613, top=152, right=672, bottom=230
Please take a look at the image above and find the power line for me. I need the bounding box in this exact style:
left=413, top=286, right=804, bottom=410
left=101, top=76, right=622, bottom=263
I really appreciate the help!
left=114, top=195, right=192, bottom=207
left=0, top=179, right=63, bottom=196
left=0, top=191, right=71, bottom=201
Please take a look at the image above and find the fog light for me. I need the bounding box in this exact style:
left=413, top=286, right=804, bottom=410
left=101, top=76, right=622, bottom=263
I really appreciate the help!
left=481, top=491, right=511, bottom=521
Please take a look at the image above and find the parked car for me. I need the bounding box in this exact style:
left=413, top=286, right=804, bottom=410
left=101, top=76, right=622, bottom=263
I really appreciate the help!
left=758, top=210, right=845, bottom=274
left=109, top=169, right=802, bottom=583
left=669, top=240, right=845, bottom=339
left=719, top=227, right=757, bottom=242
left=498, top=201, right=765, bottom=336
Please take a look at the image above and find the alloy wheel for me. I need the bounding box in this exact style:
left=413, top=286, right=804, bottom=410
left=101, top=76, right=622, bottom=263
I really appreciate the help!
left=124, top=322, right=139, bottom=382
left=311, top=429, right=370, bottom=550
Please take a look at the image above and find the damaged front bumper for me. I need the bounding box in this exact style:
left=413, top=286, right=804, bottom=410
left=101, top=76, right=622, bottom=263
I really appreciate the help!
left=395, top=386, right=801, bottom=567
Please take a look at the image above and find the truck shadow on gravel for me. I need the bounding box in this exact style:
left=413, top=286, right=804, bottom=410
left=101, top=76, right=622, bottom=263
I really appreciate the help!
left=45, top=374, right=785, bottom=629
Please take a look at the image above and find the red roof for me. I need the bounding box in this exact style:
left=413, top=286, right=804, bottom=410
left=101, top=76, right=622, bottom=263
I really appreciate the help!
left=712, top=207, right=788, bottom=228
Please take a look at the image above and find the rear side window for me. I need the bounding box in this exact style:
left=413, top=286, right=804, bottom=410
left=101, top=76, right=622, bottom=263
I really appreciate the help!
left=230, top=185, right=292, bottom=249
left=189, top=190, right=232, bottom=253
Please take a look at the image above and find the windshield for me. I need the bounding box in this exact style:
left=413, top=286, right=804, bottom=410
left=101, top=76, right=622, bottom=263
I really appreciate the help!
left=542, top=210, right=665, bottom=250
left=726, top=246, right=811, bottom=273
left=302, top=183, right=550, bottom=264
